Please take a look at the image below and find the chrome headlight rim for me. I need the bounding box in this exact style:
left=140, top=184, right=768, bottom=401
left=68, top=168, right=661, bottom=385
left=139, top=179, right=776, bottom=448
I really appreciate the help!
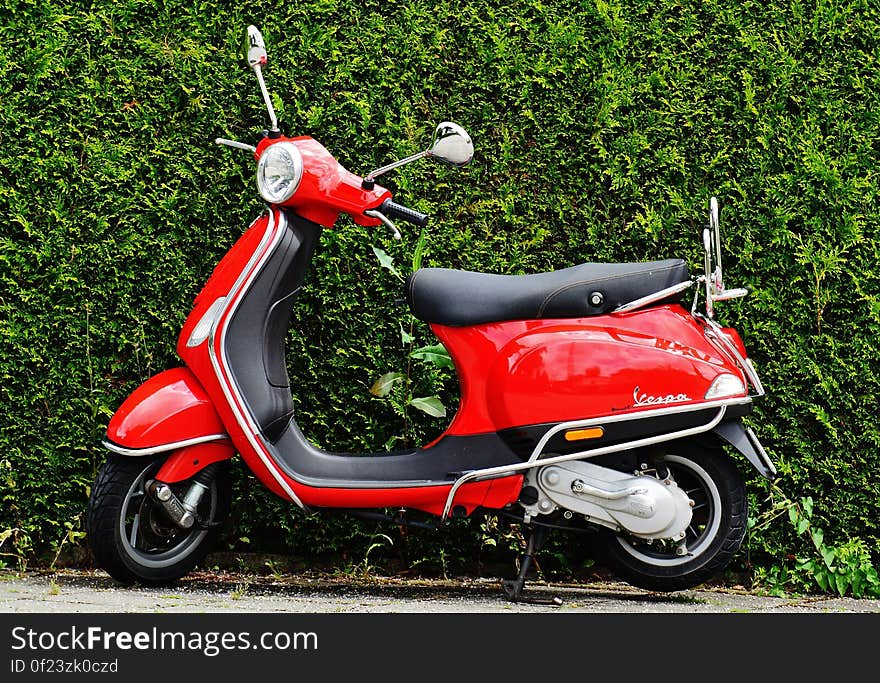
left=256, top=141, right=304, bottom=204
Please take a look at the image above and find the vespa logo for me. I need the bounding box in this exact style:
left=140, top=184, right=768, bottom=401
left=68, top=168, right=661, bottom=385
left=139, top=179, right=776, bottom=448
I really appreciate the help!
left=633, top=386, right=692, bottom=407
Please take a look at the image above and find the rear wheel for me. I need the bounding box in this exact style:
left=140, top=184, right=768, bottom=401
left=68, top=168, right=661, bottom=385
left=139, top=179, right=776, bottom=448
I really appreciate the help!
left=596, top=439, right=747, bottom=592
left=87, top=454, right=231, bottom=585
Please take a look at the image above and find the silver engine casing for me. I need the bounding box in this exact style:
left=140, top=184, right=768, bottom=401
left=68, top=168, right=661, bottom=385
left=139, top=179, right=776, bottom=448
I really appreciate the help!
left=527, top=461, right=694, bottom=540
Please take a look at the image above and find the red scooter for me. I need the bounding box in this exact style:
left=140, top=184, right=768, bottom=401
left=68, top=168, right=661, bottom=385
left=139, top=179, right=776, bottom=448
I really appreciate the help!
left=87, top=27, right=776, bottom=602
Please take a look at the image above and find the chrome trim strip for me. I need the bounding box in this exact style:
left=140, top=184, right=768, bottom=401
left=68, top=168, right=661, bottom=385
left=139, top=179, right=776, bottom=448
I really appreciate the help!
left=526, top=398, right=747, bottom=464
left=440, top=398, right=746, bottom=519
left=612, top=279, right=694, bottom=314
left=208, top=210, right=308, bottom=509
left=744, top=358, right=765, bottom=396
left=102, top=434, right=228, bottom=457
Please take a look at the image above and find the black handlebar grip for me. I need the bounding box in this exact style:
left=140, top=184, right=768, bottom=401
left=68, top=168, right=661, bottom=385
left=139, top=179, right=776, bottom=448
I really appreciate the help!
left=380, top=199, right=429, bottom=228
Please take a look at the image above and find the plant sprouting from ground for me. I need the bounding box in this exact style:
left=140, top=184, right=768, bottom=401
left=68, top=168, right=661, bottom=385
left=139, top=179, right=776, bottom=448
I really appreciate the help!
left=750, top=486, right=880, bottom=598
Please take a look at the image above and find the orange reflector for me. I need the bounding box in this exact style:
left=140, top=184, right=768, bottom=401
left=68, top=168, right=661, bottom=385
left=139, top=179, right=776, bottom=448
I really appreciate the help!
left=564, top=427, right=605, bottom=442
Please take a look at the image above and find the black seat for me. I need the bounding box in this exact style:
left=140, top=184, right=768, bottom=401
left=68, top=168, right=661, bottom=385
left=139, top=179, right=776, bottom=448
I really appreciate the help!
left=406, top=259, right=689, bottom=327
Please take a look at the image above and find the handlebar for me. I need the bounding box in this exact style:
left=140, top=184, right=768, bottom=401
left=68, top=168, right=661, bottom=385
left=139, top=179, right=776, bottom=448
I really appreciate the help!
left=379, top=199, right=429, bottom=228
left=215, top=137, right=257, bottom=153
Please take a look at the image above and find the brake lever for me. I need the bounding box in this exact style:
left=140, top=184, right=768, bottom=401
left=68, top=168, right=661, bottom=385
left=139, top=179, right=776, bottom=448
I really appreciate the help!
left=215, top=138, right=257, bottom=153
left=364, top=209, right=402, bottom=240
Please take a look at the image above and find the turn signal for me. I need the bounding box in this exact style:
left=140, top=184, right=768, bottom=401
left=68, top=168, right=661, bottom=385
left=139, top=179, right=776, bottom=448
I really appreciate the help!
left=704, top=373, right=746, bottom=400
left=564, top=427, right=605, bottom=442
left=186, top=297, right=227, bottom=347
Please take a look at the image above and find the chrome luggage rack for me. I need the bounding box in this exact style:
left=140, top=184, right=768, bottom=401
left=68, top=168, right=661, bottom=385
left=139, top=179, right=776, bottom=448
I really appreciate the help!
left=439, top=395, right=752, bottom=520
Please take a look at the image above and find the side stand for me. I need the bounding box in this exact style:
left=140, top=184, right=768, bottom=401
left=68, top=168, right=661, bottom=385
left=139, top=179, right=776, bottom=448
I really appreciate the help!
left=501, top=525, right=563, bottom=606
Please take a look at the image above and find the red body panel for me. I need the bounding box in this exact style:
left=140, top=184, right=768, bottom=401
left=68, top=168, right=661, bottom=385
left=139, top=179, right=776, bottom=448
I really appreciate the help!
left=433, top=306, right=747, bottom=436
left=254, top=136, right=391, bottom=227
left=178, top=215, right=269, bottom=348
left=155, top=441, right=235, bottom=484
left=106, top=367, right=226, bottom=449
left=719, top=326, right=748, bottom=358
left=291, top=475, right=523, bottom=517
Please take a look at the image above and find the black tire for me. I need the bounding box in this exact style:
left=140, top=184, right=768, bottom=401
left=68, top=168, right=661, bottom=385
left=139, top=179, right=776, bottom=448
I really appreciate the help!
left=86, top=454, right=231, bottom=586
left=596, top=438, right=747, bottom=592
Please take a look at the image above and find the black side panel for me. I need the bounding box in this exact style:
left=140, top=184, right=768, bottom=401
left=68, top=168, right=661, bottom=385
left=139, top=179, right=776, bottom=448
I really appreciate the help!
left=222, top=210, right=522, bottom=485
left=224, top=212, right=322, bottom=442
left=270, top=420, right=519, bottom=485
left=497, top=405, right=751, bottom=459
left=714, top=419, right=777, bottom=480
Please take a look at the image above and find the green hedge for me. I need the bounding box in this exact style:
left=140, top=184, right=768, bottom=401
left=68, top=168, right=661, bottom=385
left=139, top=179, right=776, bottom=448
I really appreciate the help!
left=2, top=0, right=879, bottom=589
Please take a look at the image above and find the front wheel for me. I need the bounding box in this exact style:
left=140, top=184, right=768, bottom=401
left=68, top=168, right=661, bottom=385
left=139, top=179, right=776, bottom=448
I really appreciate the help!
left=87, top=454, right=231, bottom=585
left=596, top=439, right=748, bottom=592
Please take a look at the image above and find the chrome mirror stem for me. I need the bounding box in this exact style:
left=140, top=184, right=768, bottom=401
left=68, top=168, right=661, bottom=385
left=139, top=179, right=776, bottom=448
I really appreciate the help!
left=215, top=138, right=257, bottom=153
left=246, top=26, right=279, bottom=133
left=364, top=150, right=431, bottom=185
left=252, top=65, right=278, bottom=133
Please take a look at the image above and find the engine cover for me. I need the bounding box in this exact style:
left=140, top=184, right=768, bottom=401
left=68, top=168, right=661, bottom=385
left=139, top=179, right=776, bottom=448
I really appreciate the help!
left=535, top=461, right=693, bottom=540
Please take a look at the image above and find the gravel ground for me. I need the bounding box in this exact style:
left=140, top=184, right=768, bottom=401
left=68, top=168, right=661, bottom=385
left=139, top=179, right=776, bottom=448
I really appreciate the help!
left=2, top=568, right=879, bottom=613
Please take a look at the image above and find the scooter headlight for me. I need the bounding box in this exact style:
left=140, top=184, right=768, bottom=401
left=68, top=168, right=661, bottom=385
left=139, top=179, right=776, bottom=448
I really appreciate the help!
left=705, top=373, right=746, bottom=400
left=256, top=142, right=303, bottom=204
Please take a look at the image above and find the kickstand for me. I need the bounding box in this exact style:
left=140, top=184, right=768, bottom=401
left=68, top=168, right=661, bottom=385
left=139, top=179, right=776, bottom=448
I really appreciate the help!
left=501, top=525, right=563, bottom=606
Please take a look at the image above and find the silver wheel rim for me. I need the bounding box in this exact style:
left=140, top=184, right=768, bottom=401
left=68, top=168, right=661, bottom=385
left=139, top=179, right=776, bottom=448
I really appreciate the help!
left=118, top=462, right=215, bottom=569
left=615, top=454, right=722, bottom=567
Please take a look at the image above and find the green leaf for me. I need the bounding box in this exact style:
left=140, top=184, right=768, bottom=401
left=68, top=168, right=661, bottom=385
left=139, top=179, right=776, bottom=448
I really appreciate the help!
left=834, top=572, right=849, bottom=597
left=410, top=344, right=453, bottom=368
left=821, top=546, right=836, bottom=568
left=796, top=518, right=809, bottom=535
left=810, top=528, right=824, bottom=550
left=851, top=573, right=865, bottom=598
left=370, top=372, right=404, bottom=397
left=802, top=497, right=814, bottom=517
left=412, top=226, right=427, bottom=271
left=399, top=322, right=413, bottom=346
left=372, top=246, right=403, bottom=281
left=409, top=396, right=446, bottom=417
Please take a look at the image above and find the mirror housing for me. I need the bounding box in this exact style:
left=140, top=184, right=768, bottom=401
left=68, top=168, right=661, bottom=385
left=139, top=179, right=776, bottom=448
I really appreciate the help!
left=428, top=122, right=474, bottom=167
left=246, top=25, right=268, bottom=69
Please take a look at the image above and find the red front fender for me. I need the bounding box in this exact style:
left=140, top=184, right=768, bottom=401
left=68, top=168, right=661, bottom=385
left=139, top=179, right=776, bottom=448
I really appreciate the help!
left=105, top=367, right=228, bottom=452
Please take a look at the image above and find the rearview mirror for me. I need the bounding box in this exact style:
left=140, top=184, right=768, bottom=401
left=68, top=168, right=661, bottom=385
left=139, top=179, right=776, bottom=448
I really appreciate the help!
left=429, top=122, right=474, bottom=167
left=362, top=121, right=475, bottom=189
left=243, top=26, right=278, bottom=133
left=246, top=25, right=268, bottom=69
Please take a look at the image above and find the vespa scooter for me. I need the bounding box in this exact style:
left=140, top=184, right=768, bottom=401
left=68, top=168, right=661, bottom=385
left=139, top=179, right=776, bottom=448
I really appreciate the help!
left=87, top=26, right=776, bottom=602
